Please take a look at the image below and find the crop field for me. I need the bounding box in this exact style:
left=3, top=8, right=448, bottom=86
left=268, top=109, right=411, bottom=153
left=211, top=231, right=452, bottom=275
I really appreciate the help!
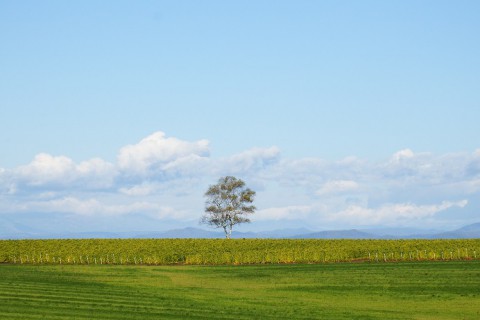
left=1, top=238, right=480, bottom=265
left=0, top=262, right=479, bottom=319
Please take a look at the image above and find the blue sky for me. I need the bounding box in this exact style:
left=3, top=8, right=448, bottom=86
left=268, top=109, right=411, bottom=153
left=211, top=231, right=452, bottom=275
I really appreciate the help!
left=1, top=1, right=480, bottom=235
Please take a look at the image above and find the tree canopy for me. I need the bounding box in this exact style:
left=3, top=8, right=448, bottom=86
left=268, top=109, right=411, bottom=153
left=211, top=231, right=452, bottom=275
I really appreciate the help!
left=200, top=176, right=256, bottom=239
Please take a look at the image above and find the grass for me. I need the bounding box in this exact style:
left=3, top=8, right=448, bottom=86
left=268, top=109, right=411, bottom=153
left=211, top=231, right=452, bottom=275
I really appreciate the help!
left=1, top=262, right=479, bottom=319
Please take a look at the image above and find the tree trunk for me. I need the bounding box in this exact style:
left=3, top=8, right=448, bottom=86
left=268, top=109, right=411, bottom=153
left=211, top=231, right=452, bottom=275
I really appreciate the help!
left=223, top=226, right=230, bottom=239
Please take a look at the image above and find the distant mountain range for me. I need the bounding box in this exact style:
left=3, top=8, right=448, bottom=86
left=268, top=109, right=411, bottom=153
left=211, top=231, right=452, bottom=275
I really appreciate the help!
left=1, top=223, right=480, bottom=240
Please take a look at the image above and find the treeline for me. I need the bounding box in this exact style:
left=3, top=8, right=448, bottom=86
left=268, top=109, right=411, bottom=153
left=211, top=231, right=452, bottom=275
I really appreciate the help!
left=1, top=238, right=479, bottom=265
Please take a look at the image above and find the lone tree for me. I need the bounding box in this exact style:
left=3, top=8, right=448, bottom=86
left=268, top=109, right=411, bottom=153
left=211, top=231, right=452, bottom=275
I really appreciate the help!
left=201, top=176, right=256, bottom=239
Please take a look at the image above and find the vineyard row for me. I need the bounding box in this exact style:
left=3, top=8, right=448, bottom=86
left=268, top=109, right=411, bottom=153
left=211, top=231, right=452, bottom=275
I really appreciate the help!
left=1, top=238, right=479, bottom=265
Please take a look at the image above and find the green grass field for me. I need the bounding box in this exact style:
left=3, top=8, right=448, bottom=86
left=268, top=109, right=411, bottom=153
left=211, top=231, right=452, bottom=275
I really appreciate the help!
left=1, top=262, right=479, bottom=319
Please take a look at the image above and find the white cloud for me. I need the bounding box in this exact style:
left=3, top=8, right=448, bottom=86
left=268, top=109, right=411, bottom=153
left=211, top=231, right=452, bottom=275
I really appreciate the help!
left=390, top=149, right=415, bottom=163
left=6, top=196, right=184, bottom=219
left=117, top=131, right=210, bottom=176
left=467, top=149, right=480, bottom=177
left=16, top=153, right=76, bottom=185
left=76, top=158, right=116, bottom=188
left=381, top=149, right=425, bottom=179
left=217, top=146, right=280, bottom=175
left=0, top=168, right=15, bottom=195
left=270, top=156, right=371, bottom=192
left=330, top=200, right=468, bottom=226
left=119, top=183, right=159, bottom=196
left=379, top=149, right=471, bottom=184
left=147, top=206, right=185, bottom=220
left=256, top=205, right=312, bottom=221
left=77, top=158, right=115, bottom=176
left=12, top=153, right=116, bottom=189
left=1, top=132, right=479, bottom=231
left=317, top=180, right=359, bottom=196
left=161, top=154, right=211, bottom=176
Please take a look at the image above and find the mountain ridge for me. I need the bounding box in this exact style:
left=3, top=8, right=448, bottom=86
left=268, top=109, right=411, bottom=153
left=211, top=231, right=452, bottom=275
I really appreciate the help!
left=1, top=223, right=479, bottom=240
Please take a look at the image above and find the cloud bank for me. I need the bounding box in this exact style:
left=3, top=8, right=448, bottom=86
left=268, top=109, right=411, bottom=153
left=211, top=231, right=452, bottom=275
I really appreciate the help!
left=1, top=132, right=479, bottom=232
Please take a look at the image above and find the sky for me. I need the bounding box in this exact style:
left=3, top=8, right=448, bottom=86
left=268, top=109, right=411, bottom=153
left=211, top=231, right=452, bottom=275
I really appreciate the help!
left=1, top=1, right=480, bottom=235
